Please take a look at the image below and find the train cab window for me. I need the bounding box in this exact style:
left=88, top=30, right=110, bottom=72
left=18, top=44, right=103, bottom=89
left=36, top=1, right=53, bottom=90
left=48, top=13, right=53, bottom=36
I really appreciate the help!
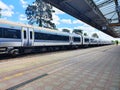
left=24, top=30, right=26, bottom=39
left=30, top=31, right=32, bottom=39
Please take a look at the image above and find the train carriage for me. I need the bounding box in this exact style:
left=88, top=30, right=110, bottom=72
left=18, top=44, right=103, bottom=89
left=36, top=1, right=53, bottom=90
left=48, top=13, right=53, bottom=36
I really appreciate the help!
left=0, top=20, right=73, bottom=55
left=82, top=36, right=90, bottom=47
left=0, top=20, right=112, bottom=55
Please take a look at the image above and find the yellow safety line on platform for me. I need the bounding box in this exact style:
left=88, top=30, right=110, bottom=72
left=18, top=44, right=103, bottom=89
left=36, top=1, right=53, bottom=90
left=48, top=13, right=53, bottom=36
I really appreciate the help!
left=0, top=73, right=23, bottom=82
left=0, top=46, right=112, bottom=82
left=0, top=58, right=69, bottom=82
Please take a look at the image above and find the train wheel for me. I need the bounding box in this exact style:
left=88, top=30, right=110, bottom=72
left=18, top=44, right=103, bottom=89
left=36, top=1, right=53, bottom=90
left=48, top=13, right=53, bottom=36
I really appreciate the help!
left=9, top=49, right=19, bottom=56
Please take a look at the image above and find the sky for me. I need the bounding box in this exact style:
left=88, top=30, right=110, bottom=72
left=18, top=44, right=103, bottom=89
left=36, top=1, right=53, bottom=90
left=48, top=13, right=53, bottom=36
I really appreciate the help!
left=0, top=0, right=118, bottom=41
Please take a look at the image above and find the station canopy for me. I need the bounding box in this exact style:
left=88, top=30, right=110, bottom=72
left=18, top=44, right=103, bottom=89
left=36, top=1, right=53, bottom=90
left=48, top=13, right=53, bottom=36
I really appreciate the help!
left=44, top=0, right=120, bottom=38
left=93, top=0, right=120, bottom=37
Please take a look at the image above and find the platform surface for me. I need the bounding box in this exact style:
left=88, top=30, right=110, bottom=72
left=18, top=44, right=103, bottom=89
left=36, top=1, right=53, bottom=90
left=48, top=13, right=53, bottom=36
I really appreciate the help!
left=0, top=45, right=120, bottom=90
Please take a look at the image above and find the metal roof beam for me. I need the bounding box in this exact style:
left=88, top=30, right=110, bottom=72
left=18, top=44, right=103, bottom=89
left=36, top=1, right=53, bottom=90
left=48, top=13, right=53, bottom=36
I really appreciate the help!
left=104, top=11, right=116, bottom=16
left=86, top=0, right=107, bottom=20
left=97, top=0, right=113, bottom=8
left=109, top=23, right=120, bottom=26
left=60, top=0, right=72, bottom=3
left=43, top=0, right=119, bottom=37
left=114, top=0, right=120, bottom=22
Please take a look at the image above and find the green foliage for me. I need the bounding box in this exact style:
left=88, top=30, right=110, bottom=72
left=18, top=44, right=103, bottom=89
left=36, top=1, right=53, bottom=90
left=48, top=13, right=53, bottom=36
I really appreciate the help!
left=73, top=29, right=83, bottom=35
left=25, top=0, right=56, bottom=29
left=111, top=40, right=115, bottom=43
left=92, top=33, right=99, bottom=38
left=62, top=29, right=70, bottom=33
left=84, top=33, right=88, bottom=36
left=111, top=40, right=120, bottom=44
left=115, top=40, right=119, bottom=45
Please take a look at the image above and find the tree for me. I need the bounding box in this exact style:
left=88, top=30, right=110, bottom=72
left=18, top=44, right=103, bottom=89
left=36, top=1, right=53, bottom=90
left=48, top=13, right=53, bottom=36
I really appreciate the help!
left=84, top=33, right=88, bottom=36
left=111, top=40, right=116, bottom=44
left=62, top=29, right=70, bottom=33
left=72, top=29, right=83, bottom=35
left=25, top=0, right=56, bottom=29
left=115, top=40, right=119, bottom=45
left=92, top=33, right=99, bottom=38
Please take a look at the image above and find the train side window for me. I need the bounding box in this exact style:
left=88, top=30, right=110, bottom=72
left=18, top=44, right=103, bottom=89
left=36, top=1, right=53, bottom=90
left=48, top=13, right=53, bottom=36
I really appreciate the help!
left=85, top=38, right=89, bottom=42
left=24, top=30, right=26, bottom=39
left=34, top=32, right=69, bottom=42
left=3, top=28, right=21, bottom=39
left=74, top=37, right=81, bottom=42
left=30, top=31, right=32, bottom=39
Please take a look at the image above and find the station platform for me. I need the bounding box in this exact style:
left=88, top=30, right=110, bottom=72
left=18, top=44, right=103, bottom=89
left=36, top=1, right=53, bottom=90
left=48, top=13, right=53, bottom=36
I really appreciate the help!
left=0, top=45, right=120, bottom=90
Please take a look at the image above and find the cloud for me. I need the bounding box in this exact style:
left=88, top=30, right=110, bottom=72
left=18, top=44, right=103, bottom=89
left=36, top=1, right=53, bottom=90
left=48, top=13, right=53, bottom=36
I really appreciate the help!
left=20, top=0, right=28, bottom=8
left=51, top=7, right=65, bottom=25
left=74, top=23, right=96, bottom=31
left=73, top=24, right=98, bottom=37
left=61, top=19, right=72, bottom=24
left=97, top=31, right=114, bottom=40
left=19, top=14, right=27, bottom=21
left=73, top=20, right=84, bottom=24
left=73, top=23, right=114, bottom=40
left=52, top=13, right=60, bottom=25
left=0, top=1, right=14, bottom=17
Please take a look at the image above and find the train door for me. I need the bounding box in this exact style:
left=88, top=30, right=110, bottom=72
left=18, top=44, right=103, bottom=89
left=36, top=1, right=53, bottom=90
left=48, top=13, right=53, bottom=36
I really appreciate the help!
left=28, top=28, right=34, bottom=46
left=22, top=27, right=28, bottom=46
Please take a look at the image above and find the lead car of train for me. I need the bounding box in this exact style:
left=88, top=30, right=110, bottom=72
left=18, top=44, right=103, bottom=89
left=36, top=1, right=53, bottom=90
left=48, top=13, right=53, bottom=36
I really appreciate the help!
left=0, top=20, right=112, bottom=55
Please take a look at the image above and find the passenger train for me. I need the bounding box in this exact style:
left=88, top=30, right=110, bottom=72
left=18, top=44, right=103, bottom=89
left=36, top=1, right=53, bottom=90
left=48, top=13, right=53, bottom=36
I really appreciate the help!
left=0, top=20, right=112, bottom=55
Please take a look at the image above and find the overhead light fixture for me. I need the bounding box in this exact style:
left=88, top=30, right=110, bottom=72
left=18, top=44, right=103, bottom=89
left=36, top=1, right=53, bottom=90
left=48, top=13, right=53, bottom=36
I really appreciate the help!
left=102, top=26, right=107, bottom=30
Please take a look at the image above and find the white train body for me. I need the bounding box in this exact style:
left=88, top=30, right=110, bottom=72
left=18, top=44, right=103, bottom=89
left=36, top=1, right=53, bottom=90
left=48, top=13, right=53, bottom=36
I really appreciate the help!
left=0, top=20, right=112, bottom=55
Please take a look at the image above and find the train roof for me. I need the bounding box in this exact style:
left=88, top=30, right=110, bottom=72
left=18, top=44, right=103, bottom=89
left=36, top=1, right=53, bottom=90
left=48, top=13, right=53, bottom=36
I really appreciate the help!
left=0, top=19, right=71, bottom=35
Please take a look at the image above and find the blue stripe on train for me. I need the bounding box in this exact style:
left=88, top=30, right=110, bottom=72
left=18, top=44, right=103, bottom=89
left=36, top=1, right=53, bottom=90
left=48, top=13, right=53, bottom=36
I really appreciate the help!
left=34, top=40, right=69, bottom=43
left=0, top=39, right=22, bottom=42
